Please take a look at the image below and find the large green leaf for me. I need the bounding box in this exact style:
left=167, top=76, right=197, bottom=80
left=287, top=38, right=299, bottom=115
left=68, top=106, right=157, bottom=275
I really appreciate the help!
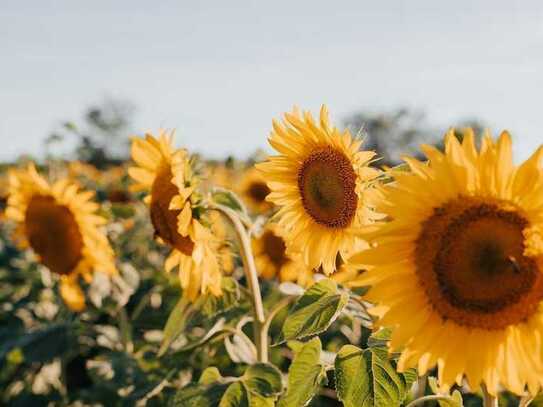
left=170, top=383, right=229, bottom=407
left=159, top=297, right=190, bottom=356
left=219, top=382, right=249, bottom=407
left=173, top=364, right=282, bottom=407
left=160, top=278, right=241, bottom=356
left=335, top=345, right=412, bottom=407
left=278, top=337, right=326, bottom=407
left=242, top=363, right=283, bottom=398
left=199, top=367, right=223, bottom=385
left=277, top=279, right=348, bottom=344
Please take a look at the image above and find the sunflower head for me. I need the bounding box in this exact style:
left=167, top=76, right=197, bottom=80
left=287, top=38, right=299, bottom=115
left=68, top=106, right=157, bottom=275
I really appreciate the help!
left=238, top=167, right=273, bottom=214
left=6, top=164, right=117, bottom=311
left=257, top=105, right=380, bottom=274
left=252, top=223, right=314, bottom=286
left=129, top=130, right=229, bottom=301
left=352, top=129, right=543, bottom=395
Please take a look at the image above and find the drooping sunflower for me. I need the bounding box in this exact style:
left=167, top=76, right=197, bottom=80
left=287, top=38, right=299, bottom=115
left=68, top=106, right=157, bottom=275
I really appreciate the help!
left=128, top=130, right=229, bottom=300
left=351, top=129, right=543, bottom=395
left=6, top=164, right=117, bottom=311
left=252, top=223, right=313, bottom=287
left=238, top=167, right=273, bottom=214
left=256, top=106, right=380, bottom=274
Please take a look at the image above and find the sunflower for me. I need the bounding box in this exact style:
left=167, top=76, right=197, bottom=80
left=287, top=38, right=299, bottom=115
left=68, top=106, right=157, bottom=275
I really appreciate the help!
left=238, top=167, right=273, bottom=214
left=252, top=223, right=313, bottom=287
left=256, top=105, right=380, bottom=275
left=6, top=164, right=117, bottom=311
left=128, top=130, right=229, bottom=300
left=351, top=129, right=543, bottom=396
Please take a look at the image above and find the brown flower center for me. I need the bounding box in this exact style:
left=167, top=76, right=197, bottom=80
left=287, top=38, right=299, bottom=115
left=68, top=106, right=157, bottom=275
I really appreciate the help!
left=247, top=181, right=270, bottom=204
left=25, top=195, right=83, bottom=275
left=297, top=147, right=358, bottom=228
left=150, top=164, right=194, bottom=256
left=262, top=230, right=288, bottom=267
left=415, top=197, right=543, bottom=329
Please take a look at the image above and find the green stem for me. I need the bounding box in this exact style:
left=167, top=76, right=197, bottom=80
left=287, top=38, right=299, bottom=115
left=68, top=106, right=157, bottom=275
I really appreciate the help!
left=212, top=203, right=268, bottom=363
left=414, top=373, right=428, bottom=400
left=118, top=307, right=133, bottom=353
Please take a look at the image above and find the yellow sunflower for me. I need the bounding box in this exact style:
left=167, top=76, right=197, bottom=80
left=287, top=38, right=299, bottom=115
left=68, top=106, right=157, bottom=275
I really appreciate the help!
left=252, top=223, right=313, bottom=287
left=128, top=130, right=229, bottom=300
left=256, top=105, right=380, bottom=275
left=238, top=167, right=273, bottom=214
left=6, top=164, right=117, bottom=311
left=351, top=129, right=543, bottom=396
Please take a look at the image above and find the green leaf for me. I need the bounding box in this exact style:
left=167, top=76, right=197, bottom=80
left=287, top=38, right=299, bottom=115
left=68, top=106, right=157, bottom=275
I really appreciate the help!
left=219, top=382, right=249, bottom=407
left=175, top=327, right=232, bottom=353
left=159, top=297, right=190, bottom=356
left=335, top=345, right=412, bottom=407
left=278, top=337, right=326, bottom=407
left=196, top=277, right=240, bottom=318
left=367, top=327, right=392, bottom=348
left=242, top=363, right=283, bottom=398
left=427, top=377, right=464, bottom=407
left=0, top=323, right=73, bottom=363
left=170, top=383, right=229, bottom=407
left=277, top=279, right=348, bottom=344
left=450, top=390, right=464, bottom=407
left=247, top=392, right=275, bottom=407
left=212, top=189, right=246, bottom=213
left=173, top=364, right=281, bottom=407
left=199, top=367, right=223, bottom=385
left=399, top=368, right=418, bottom=394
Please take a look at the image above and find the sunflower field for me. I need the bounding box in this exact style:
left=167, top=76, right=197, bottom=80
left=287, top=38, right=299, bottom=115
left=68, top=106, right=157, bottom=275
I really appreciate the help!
left=2, top=105, right=543, bottom=407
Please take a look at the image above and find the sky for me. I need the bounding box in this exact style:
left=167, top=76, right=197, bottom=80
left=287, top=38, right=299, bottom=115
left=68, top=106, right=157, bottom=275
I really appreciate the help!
left=1, top=0, right=542, bottom=162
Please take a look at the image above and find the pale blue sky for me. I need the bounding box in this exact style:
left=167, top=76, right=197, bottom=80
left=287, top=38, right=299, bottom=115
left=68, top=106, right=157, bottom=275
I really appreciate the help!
left=1, top=0, right=542, bottom=161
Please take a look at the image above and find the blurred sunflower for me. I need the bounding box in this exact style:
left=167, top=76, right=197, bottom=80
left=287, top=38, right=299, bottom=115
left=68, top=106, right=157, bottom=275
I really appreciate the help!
left=238, top=167, right=273, bottom=214
left=352, top=130, right=543, bottom=395
left=252, top=223, right=313, bottom=287
left=6, top=164, right=117, bottom=311
left=128, top=131, right=229, bottom=300
left=68, top=161, right=102, bottom=182
left=257, top=105, right=380, bottom=274
left=206, top=163, right=236, bottom=190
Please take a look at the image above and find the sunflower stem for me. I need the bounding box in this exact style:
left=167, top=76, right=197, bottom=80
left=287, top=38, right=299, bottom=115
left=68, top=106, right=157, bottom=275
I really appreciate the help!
left=519, top=394, right=534, bottom=407
left=211, top=203, right=268, bottom=363
left=481, top=384, right=498, bottom=407
left=414, top=373, right=428, bottom=399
